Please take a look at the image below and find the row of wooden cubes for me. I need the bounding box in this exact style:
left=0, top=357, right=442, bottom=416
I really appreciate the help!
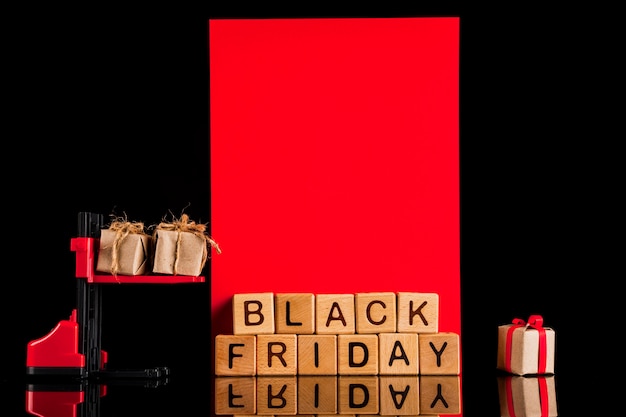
left=215, top=375, right=461, bottom=415
left=231, top=292, right=440, bottom=335
left=215, top=332, right=460, bottom=376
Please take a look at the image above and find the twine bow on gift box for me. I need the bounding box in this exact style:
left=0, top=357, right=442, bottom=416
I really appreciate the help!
left=504, top=314, right=548, bottom=375
left=107, top=219, right=147, bottom=276
left=153, top=214, right=221, bottom=275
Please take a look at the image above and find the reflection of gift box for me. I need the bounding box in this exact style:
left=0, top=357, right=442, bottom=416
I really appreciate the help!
left=96, top=223, right=151, bottom=275
left=497, top=315, right=555, bottom=375
left=497, top=375, right=558, bottom=417
left=152, top=214, right=221, bottom=276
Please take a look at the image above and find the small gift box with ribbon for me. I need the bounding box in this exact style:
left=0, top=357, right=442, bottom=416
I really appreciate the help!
left=497, top=315, right=555, bottom=376
left=96, top=218, right=151, bottom=276
left=151, top=214, right=221, bottom=276
left=497, top=375, right=558, bottom=417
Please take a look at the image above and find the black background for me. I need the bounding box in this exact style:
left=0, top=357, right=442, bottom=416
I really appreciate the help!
left=3, top=3, right=617, bottom=416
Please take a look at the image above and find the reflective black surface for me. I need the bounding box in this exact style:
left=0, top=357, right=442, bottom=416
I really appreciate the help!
left=5, top=3, right=613, bottom=416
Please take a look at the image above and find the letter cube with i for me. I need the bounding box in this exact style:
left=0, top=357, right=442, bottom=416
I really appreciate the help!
left=233, top=292, right=275, bottom=335
left=397, top=292, right=439, bottom=333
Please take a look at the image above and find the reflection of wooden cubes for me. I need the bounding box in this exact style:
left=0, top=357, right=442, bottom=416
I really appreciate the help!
left=297, top=376, right=337, bottom=414
left=233, top=293, right=275, bottom=335
left=397, top=292, right=439, bottom=333
left=378, top=333, right=419, bottom=375
left=214, top=376, right=256, bottom=415
left=256, top=376, right=297, bottom=415
left=355, top=292, right=397, bottom=334
left=338, top=376, right=379, bottom=414
left=338, top=334, right=379, bottom=375
left=497, top=376, right=558, bottom=417
left=379, top=376, right=420, bottom=416
left=316, top=294, right=355, bottom=334
left=298, top=335, right=337, bottom=375
left=257, top=334, right=297, bottom=375
left=419, top=332, right=460, bottom=375
left=419, top=375, right=461, bottom=415
left=497, top=322, right=555, bottom=375
left=275, top=293, right=315, bottom=334
left=215, top=335, right=256, bottom=376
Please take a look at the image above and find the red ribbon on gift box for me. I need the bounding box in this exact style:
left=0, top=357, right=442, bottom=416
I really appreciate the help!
left=505, top=315, right=548, bottom=375
left=505, top=376, right=550, bottom=417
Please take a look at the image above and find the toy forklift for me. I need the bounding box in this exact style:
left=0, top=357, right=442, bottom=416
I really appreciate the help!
left=25, top=211, right=205, bottom=380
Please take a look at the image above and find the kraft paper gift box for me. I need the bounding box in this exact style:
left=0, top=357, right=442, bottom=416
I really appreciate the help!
left=497, top=315, right=555, bottom=376
left=497, top=375, right=558, bottom=417
left=152, top=214, right=221, bottom=276
left=96, top=221, right=151, bottom=275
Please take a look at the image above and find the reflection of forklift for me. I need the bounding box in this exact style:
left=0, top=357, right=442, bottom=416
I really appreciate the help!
left=25, top=212, right=205, bottom=380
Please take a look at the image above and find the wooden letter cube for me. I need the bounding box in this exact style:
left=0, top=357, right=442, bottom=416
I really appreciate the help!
left=297, top=335, right=338, bottom=375
left=316, top=293, right=355, bottom=334
left=297, top=376, right=338, bottom=414
left=256, top=376, right=298, bottom=415
left=379, top=375, right=420, bottom=416
left=233, top=292, right=275, bottom=335
left=275, top=293, right=315, bottom=334
left=397, top=292, right=439, bottom=333
left=338, top=376, right=379, bottom=414
left=338, top=334, right=379, bottom=375
left=419, top=375, right=461, bottom=414
left=257, top=334, right=298, bottom=375
left=355, top=292, right=397, bottom=334
left=215, top=335, right=257, bottom=376
left=214, top=376, right=256, bottom=415
left=378, top=332, right=419, bottom=375
left=418, top=332, right=460, bottom=375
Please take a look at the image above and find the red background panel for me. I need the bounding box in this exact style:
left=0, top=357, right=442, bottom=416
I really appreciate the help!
left=209, top=17, right=459, bottom=340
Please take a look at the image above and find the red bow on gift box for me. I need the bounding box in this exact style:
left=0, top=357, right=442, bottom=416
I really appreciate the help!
left=505, top=315, right=548, bottom=374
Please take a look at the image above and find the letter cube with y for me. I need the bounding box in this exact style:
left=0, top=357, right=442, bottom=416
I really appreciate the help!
left=233, top=292, right=275, bottom=335
left=419, top=332, right=460, bottom=375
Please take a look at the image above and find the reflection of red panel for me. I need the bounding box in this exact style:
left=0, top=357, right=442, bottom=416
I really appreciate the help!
left=210, top=17, right=459, bottom=339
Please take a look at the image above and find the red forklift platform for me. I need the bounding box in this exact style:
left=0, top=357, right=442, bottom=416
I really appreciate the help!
left=25, top=212, right=206, bottom=380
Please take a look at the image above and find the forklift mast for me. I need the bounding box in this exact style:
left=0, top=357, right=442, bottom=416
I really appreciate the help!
left=26, top=212, right=205, bottom=380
